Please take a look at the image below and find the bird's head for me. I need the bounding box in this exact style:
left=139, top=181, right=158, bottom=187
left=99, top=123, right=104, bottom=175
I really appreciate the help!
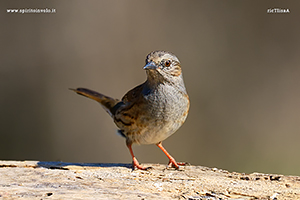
left=144, top=51, right=183, bottom=85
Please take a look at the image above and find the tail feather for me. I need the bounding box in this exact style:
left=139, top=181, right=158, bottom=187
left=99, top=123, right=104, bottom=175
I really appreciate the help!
left=70, top=88, right=120, bottom=116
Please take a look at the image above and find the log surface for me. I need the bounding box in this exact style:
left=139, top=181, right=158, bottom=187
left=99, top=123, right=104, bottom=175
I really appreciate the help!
left=0, top=161, right=299, bottom=199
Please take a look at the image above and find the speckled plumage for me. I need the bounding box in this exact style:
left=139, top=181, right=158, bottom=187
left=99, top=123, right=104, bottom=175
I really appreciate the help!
left=71, top=51, right=190, bottom=170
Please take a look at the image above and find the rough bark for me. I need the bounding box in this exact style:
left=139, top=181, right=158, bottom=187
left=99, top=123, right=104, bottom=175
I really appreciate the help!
left=0, top=161, right=299, bottom=199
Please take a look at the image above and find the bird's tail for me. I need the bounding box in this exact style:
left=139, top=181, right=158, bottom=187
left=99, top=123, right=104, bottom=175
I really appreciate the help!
left=70, top=88, right=120, bottom=117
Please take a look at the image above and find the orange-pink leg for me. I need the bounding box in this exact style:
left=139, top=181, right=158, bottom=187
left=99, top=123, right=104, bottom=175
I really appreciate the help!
left=127, top=143, right=151, bottom=170
left=156, top=142, right=185, bottom=169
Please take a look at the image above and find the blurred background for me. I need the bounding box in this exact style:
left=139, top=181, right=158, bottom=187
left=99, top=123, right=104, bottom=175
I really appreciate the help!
left=1, top=1, right=300, bottom=175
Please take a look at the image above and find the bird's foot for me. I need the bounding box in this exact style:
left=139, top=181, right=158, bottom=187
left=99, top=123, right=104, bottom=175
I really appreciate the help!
left=166, top=159, right=189, bottom=170
left=132, top=157, right=152, bottom=171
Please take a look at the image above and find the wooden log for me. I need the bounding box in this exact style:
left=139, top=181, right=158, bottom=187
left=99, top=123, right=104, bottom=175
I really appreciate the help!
left=0, top=161, right=299, bottom=199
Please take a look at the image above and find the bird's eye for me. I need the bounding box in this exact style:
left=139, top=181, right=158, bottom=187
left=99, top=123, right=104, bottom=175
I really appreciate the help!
left=165, top=60, right=171, bottom=67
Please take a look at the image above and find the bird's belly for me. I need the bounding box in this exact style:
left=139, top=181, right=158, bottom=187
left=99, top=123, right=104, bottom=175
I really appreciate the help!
left=135, top=120, right=184, bottom=144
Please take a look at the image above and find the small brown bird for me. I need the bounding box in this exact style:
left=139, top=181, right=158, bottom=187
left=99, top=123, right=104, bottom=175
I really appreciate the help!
left=71, top=50, right=190, bottom=170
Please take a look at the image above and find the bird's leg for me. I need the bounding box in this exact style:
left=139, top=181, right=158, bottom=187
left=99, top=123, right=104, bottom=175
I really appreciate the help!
left=126, top=143, right=151, bottom=170
left=156, top=142, right=186, bottom=169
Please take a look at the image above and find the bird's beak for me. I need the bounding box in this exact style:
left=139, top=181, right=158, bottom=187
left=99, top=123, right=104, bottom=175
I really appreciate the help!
left=143, top=61, right=157, bottom=70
